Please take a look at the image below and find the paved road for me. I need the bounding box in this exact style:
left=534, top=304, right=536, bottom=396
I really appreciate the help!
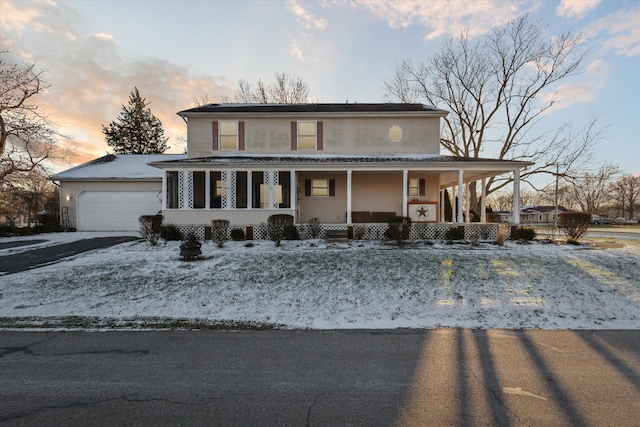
left=1, top=329, right=638, bottom=426
left=0, top=236, right=140, bottom=274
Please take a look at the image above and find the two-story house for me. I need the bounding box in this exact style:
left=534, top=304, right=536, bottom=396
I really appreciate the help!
left=52, top=103, right=531, bottom=237
left=146, top=103, right=530, bottom=238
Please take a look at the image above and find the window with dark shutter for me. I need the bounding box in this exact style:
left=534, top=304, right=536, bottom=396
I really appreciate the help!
left=419, top=178, right=426, bottom=197
left=305, top=179, right=311, bottom=196
left=329, top=179, right=335, bottom=196
left=317, top=121, right=323, bottom=151
left=291, top=121, right=297, bottom=151
left=238, top=121, right=245, bottom=151
left=212, top=121, right=218, bottom=151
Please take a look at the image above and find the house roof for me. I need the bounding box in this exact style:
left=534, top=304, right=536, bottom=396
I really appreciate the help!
left=178, top=103, right=449, bottom=117
left=149, top=154, right=532, bottom=189
left=50, top=154, right=187, bottom=181
left=149, top=153, right=530, bottom=166
left=521, top=205, right=571, bottom=213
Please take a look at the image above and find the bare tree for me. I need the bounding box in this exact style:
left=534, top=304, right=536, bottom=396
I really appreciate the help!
left=0, top=47, right=71, bottom=183
left=228, top=71, right=310, bottom=104
left=611, top=174, right=640, bottom=219
left=565, top=164, right=619, bottom=214
left=0, top=166, right=56, bottom=225
left=384, top=15, right=600, bottom=211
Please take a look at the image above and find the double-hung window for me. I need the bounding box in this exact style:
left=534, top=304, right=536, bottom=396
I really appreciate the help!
left=213, top=121, right=244, bottom=151
left=304, top=178, right=335, bottom=197
left=219, top=121, right=238, bottom=150
left=292, top=121, right=323, bottom=150
left=298, top=121, right=317, bottom=150
left=408, top=178, right=426, bottom=197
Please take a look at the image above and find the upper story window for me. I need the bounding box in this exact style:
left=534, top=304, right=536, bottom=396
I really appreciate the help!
left=220, top=121, right=238, bottom=150
left=389, top=125, right=402, bottom=143
left=298, top=121, right=317, bottom=150
left=292, top=121, right=323, bottom=151
left=212, top=121, right=244, bottom=151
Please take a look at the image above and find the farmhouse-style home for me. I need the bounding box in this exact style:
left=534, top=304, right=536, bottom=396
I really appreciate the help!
left=52, top=103, right=532, bottom=238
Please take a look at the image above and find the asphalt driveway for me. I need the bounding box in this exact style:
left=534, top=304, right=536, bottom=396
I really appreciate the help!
left=0, top=236, right=141, bottom=275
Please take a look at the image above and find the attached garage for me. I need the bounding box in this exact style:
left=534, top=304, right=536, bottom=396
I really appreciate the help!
left=50, top=154, right=186, bottom=232
left=77, top=190, right=162, bottom=231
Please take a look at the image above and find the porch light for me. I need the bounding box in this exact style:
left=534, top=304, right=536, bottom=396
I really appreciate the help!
left=65, top=194, right=72, bottom=202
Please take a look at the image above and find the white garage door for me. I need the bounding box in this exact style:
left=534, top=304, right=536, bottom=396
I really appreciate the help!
left=77, top=191, right=162, bottom=231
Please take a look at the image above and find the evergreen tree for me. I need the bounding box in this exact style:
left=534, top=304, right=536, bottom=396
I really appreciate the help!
left=102, top=88, right=168, bottom=154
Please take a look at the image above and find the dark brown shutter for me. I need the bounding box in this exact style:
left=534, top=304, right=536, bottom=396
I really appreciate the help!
left=304, top=179, right=311, bottom=196
left=291, top=121, right=297, bottom=151
left=317, top=121, right=323, bottom=151
left=329, top=179, right=335, bottom=197
left=419, top=179, right=426, bottom=197
left=238, top=121, right=245, bottom=151
left=212, top=121, right=218, bottom=151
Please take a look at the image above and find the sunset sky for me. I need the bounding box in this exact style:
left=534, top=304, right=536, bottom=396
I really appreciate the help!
left=1, top=0, right=638, bottom=181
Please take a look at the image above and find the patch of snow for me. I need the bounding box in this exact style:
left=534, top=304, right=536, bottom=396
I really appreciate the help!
left=50, top=154, right=186, bottom=180
left=0, top=233, right=638, bottom=330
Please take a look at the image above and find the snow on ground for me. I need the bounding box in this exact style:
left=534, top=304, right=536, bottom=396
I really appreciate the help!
left=1, top=233, right=639, bottom=330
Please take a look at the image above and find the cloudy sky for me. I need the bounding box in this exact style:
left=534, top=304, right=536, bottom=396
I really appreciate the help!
left=1, top=0, right=638, bottom=179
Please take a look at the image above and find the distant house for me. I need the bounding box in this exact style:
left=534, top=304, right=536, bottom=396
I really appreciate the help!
left=520, top=206, right=572, bottom=224
left=52, top=103, right=533, bottom=235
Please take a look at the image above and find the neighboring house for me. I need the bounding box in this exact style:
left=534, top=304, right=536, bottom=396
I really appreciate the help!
left=520, top=206, right=571, bottom=224
left=50, top=154, right=186, bottom=231
left=148, top=103, right=531, bottom=235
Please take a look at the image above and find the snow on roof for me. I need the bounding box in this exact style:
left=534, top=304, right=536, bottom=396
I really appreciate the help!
left=50, top=154, right=187, bottom=180
left=149, top=153, right=530, bottom=166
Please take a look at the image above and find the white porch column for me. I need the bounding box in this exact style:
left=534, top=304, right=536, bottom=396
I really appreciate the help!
left=513, top=169, right=521, bottom=224
left=346, top=170, right=353, bottom=224
left=464, top=183, right=470, bottom=223
left=205, top=171, right=210, bottom=209
left=402, top=170, right=408, bottom=217
left=246, top=170, right=252, bottom=209
left=179, top=170, right=192, bottom=209
left=480, top=178, right=486, bottom=223
left=440, top=190, right=444, bottom=222
left=457, top=170, right=464, bottom=223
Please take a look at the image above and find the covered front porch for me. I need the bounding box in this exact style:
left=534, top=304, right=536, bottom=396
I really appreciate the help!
left=153, top=155, right=529, bottom=240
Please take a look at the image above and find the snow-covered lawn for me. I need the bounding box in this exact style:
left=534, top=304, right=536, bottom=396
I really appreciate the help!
left=1, top=233, right=639, bottom=330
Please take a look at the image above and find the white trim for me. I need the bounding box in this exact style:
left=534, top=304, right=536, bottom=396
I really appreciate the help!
left=457, top=170, right=464, bottom=223
left=480, top=178, right=487, bottom=223
left=402, top=170, right=408, bottom=217
left=347, top=170, right=352, bottom=224
left=513, top=169, right=521, bottom=224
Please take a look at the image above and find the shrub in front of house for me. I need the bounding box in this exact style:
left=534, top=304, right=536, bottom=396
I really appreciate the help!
left=139, top=215, right=162, bottom=246
left=284, top=225, right=300, bottom=240
left=230, top=228, right=246, bottom=241
left=211, top=219, right=230, bottom=248
left=386, top=216, right=412, bottom=246
left=445, top=226, right=465, bottom=242
left=160, top=224, right=182, bottom=241
left=514, top=227, right=536, bottom=242
left=307, top=217, right=321, bottom=239
left=267, top=214, right=294, bottom=246
left=559, top=212, right=591, bottom=243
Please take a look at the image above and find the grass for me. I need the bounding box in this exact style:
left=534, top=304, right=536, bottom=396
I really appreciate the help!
left=0, top=316, right=284, bottom=330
